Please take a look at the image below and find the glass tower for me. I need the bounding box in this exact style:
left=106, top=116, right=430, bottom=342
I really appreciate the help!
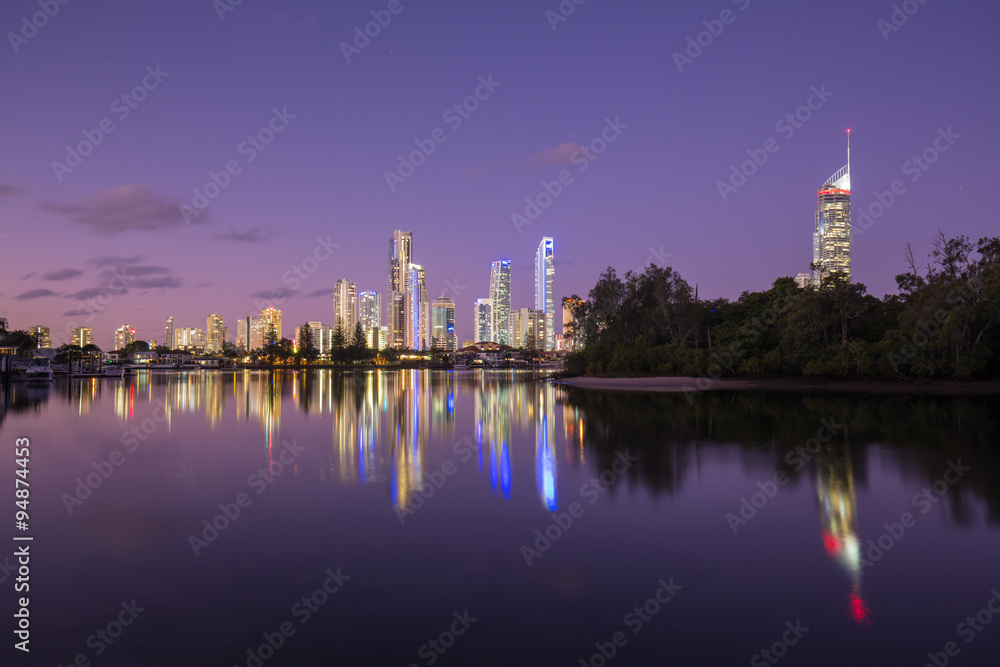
left=387, top=230, right=412, bottom=348
left=431, top=296, right=457, bottom=351
left=813, top=132, right=852, bottom=285
left=534, top=237, right=555, bottom=351
left=489, top=260, right=512, bottom=345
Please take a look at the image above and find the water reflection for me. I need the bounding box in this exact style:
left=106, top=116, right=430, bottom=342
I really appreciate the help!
left=4, top=373, right=1000, bottom=528
left=815, top=446, right=871, bottom=626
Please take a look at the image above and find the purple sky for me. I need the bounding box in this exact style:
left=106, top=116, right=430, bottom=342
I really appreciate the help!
left=1, top=0, right=997, bottom=348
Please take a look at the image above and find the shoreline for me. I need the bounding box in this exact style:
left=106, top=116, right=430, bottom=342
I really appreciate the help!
left=552, top=376, right=1000, bottom=396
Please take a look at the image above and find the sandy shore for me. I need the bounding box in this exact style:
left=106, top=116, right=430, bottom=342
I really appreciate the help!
left=552, top=376, right=1000, bottom=396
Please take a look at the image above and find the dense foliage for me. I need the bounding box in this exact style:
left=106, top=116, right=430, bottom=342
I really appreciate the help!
left=566, top=233, right=1000, bottom=380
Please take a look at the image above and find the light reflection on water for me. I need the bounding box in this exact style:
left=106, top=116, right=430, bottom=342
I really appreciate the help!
left=1, top=371, right=998, bottom=666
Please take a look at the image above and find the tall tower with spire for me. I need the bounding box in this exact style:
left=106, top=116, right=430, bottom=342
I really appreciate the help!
left=812, top=130, right=852, bottom=285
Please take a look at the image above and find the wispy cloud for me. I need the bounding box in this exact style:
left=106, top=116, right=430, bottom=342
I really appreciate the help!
left=16, top=288, right=58, bottom=300
left=88, top=254, right=143, bottom=267
left=304, top=288, right=334, bottom=299
left=524, top=142, right=593, bottom=170
left=131, top=276, right=183, bottom=289
left=66, top=286, right=128, bottom=300
left=42, top=268, right=84, bottom=281
left=43, top=185, right=206, bottom=235
left=0, top=183, right=24, bottom=200
left=251, top=287, right=296, bottom=300
left=215, top=227, right=272, bottom=243
left=63, top=309, right=94, bottom=317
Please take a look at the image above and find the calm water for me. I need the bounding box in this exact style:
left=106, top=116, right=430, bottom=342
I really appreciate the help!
left=1, top=371, right=999, bottom=666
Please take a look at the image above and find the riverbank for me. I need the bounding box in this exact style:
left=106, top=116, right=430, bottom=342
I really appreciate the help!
left=552, top=376, right=1000, bottom=396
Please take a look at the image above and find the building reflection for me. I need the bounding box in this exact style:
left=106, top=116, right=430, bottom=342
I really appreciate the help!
left=12, top=370, right=576, bottom=514
left=815, top=447, right=872, bottom=627
left=536, top=383, right=558, bottom=511
left=475, top=376, right=513, bottom=499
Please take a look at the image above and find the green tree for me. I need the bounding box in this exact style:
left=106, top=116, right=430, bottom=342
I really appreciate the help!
left=123, top=340, right=150, bottom=355
left=349, top=322, right=367, bottom=362
left=298, top=324, right=319, bottom=363
left=331, top=320, right=347, bottom=362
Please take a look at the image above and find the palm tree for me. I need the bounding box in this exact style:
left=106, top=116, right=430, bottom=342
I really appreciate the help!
left=0, top=330, right=36, bottom=356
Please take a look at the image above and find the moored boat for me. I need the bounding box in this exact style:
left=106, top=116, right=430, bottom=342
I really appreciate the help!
left=25, top=357, right=53, bottom=382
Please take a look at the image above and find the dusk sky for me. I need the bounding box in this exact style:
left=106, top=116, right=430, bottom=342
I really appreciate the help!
left=1, top=0, right=997, bottom=348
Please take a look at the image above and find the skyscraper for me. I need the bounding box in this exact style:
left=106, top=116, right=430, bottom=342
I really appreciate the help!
left=474, top=298, right=493, bottom=344
left=406, top=263, right=429, bottom=350
left=509, top=307, right=545, bottom=350
left=534, top=237, right=555, bottom=351
left=206, top=314, right=225, bottom=352
left=165, top=316, right=175, bottom=350
left=333, top=280, right=359, bottom=331
left=29, top=325, right=50, bottom=348
left=431, top=296, right=457, bottom=351
left=259, top=307, right=282, bottom=345
left=813, top=131, right=852, bottom=285
left=71, top=327, right=93, bottom=348
left=562, top=297, right=584, bottom=352
left=489, top=260, right=512, bottom=345
left=236, top=316, right=254, bottom=350
left=174, top=327, right=204, bottom=350
left=114, top=324, right=136, bottom=350
left=387, top=230, right=413, bottom=348
left=359, top=291, right=381, bottom=349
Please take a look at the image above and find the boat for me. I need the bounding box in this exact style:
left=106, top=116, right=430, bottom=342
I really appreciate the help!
left=104, top=366, right=124, bottom=377
left=25, top=357, right=53, bottom=382
left=148, top=363, right=178, bottom=370
left=178, top=362, right=202, bottom=371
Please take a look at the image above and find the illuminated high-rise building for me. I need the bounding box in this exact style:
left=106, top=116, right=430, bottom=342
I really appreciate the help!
left=488, top=259, right=512, bottom=345
left=333, top=280, right=359, bottom=331
left=813, top=131, right=852, bottom=285
left=535, top=237, right=555, bottom=351
left=562, top=297, right=584, bottom=352
left=406, top=264, right=429, bottom=350
left=236, top=317, right=254, bottom=350
left=71, top=327, right=93, bottom=348
left=174, top=327, right=205, bottom=350
left=509, top=307, right=545, bottom=350
left=114, top=324, right=137, bottom=350
left=206, top=313, right=225, bottom=352
left=29, top=325, right=50, bottom=348
left=431, top=296, right=457, bottom=351
left=387, top=230, right=413, bottom=348
left=258, top=307, right=282, bottom=345
left=359, top=291, right=381, bottom=348
left=301, top=321, right=331, bottom=357
left=165, top=316, right=175, bottom=350
left=474, top=298, right=493, bottom=344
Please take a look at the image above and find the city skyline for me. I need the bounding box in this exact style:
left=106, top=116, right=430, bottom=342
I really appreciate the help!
left=2, top=1, right=995, bottom=348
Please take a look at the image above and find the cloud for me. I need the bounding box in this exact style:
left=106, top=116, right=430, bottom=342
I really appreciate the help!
left=65, top=286, right=128, bottom=300
left=88, top=254, right=143, bottom=267
left=215, top=227, right=272, bottom=243
left=131, top=276, right=183, bottom=289
left=42, top=185, right=205, bottom=235
left=42, top=268, right=84, bottom=281
left=0, top=183, right=24, bottom=200
left=524, top=142, right=592, bottom=170
left=63, top=309, right=94, bottom=317
left=115, top=265, right=169, bottom=278
left=251, top=288, right=296, bottom=300
left=16, top=289, right=58, bottom=300
left=304, top=288, right=334, bottom=299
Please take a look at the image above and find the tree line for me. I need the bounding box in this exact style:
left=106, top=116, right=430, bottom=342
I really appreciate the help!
left=565, top=233, right=1000, bottom=380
